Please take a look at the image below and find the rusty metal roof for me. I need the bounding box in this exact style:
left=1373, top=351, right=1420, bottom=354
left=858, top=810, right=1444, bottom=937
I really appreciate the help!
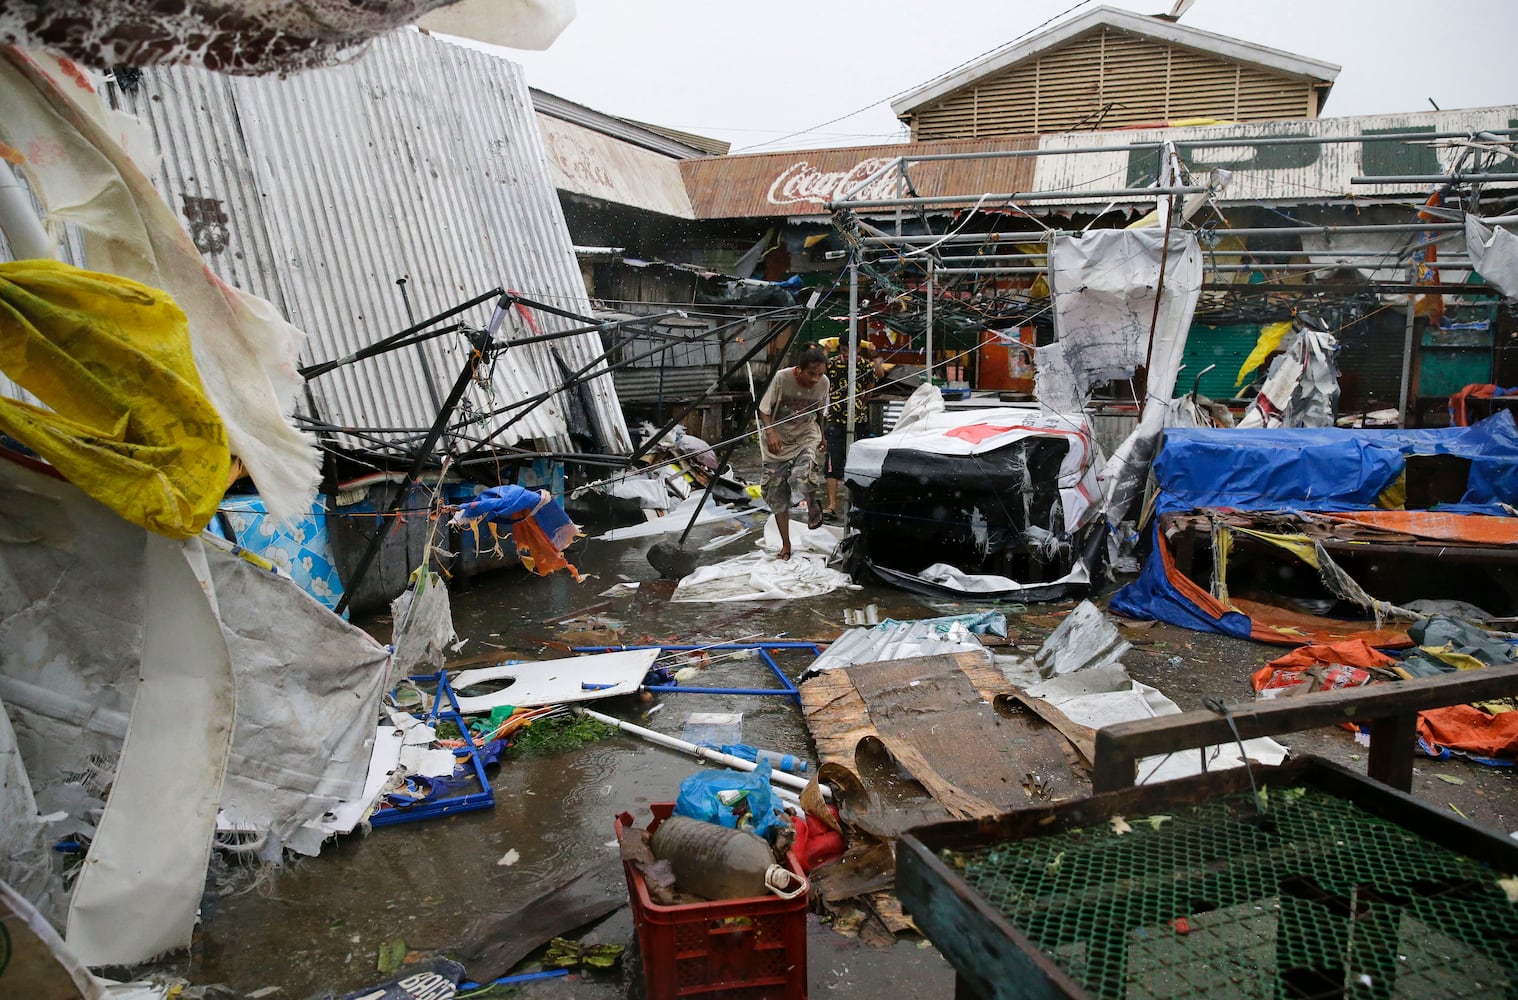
left=680, top=136, right=1039, bottom=219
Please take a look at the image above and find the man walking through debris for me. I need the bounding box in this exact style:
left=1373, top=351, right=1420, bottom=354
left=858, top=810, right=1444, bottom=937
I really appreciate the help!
left=759, top=346, right=829, bottom=560
left=823, top=338, right=884, bottom=519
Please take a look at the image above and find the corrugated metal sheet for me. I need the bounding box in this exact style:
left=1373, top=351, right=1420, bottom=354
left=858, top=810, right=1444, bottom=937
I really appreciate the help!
left=681, top=135, right=1037, bottom=219
left=107, top=31, right=630, bottom=458
left=1031, top=107, right=1518, bottom=206
left=537, top=114, right=695, bottom=218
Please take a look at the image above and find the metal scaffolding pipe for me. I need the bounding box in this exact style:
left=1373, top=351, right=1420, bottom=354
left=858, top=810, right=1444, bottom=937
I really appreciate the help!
left=933, top=248, right=1473, bottom=263
left=933, top=263, right=1478, bottom=275
left=1354, top=174, right=1512, bottom=184
left=831, top=185, right=1208, bottom=211
left=862, top=222, right=1473, bottom=247
left=867, top=128, right=1518, bottom=169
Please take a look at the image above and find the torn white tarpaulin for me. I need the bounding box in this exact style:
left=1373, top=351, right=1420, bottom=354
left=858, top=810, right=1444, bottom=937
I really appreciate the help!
left=847, top=397, right=1100, bottom=536
left=1237, top=318, right=1340, bottom=429
left=597, top=493, right=754, bottom=541
left=1039, top=227, right=1203, bottom=521
left=1466, top=215, right=1518, bottom=300
left=64, top=533, right=234, bottom=966
left=672, top=519, right=854, bottom=603
left=449, top=648, right=661, bottom=712
left=388, top=571, right=458, bottom=684
left=996, top=602, right=1287, bottom=783
left=910, top=561, right=1090, bottom=598
left=0, top=691, right=53, bottom=922
left=1, top=879, right=108, bottom=999
left=0, top=50, right=319, bottom=522
left=1021, top=666, right=1289, bottom=785
left=0, top=457, right=389, bottom=962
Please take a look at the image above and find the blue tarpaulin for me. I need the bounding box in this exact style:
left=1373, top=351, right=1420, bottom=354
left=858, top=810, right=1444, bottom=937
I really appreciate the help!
left=1151, top=410, right=1518, bottom=516
left=1111, top=412, right=1518, bottom=645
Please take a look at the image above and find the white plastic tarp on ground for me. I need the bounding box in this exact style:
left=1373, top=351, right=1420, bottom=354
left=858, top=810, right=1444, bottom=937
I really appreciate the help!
left=1022, top=667, right=1288, bottom=785
left=672, top=519, right=854, bottom=603
left=1038, top=228, right=1203, bottom=520
left=597, top=493, right=754, bottom=541
left=997, top=602, right=1287, bottom=784
left=449, top=648, right=661, bottom=712
left=0, top=457, right=390, bottom=963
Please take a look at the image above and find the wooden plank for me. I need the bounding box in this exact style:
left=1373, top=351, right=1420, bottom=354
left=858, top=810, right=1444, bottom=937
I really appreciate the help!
left=995, top=690, right=1097, bottom=766
left=1091, top=661, right=1518, bottom=793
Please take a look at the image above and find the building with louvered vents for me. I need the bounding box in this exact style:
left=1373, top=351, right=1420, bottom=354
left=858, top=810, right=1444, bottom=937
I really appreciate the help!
left=892, top=5, right=1339, bottom=140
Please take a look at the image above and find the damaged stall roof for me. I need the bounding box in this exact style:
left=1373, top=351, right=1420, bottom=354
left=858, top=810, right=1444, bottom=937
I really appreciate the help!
left=844, top=386, right=1103, bottom=600
left=1111, top=411, right=1518, bottom=645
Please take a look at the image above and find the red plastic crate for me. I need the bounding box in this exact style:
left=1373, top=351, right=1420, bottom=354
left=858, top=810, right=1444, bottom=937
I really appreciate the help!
left=614, top=802, right=809, bottom=999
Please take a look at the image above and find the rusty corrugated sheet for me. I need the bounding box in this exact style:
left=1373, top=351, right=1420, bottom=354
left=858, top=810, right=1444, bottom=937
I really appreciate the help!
left=104, top=30, right=630, bottom=458
left=681, top=135, right=1039, bottom=219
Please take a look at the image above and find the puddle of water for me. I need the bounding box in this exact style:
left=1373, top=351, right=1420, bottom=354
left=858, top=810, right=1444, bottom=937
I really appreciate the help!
left=132, top=523, right=942, bottom=996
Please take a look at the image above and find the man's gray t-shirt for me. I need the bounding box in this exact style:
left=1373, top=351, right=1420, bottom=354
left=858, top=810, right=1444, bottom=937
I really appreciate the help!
left=759, top=367, right=828, bottom=461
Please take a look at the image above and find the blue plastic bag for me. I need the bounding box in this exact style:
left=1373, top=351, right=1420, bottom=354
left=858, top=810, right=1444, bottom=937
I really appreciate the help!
left=674, top=760, right=783, bottom=838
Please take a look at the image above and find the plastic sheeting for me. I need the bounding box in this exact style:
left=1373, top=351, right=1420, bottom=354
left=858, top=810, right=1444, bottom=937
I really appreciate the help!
left=1022, top=667, right=1289, bottom=785
left=671, top=518, right=853, bottom=603
left=0, top=456, right=390, bottom=962
left=1466, top=216, right=1518, bottom=300
left=1038, top=228, right=1203, bottom=521
left=1237, top=321, right=1340, bottom=429
left=846, top=387, right=1102, bottom=598
left=0, top=50, right=319, bottom=522
left=1150, top=410, right=1518, bottom=516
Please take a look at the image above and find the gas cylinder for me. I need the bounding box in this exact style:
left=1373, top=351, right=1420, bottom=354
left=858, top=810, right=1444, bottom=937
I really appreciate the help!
left=649, top=816, right=806, bottom=901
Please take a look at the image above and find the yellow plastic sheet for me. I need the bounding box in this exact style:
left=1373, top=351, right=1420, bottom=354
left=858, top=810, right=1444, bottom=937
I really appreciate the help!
left=0, top=260, right=230, bottom=537
left=1235, top=320, right=1294, bottom=387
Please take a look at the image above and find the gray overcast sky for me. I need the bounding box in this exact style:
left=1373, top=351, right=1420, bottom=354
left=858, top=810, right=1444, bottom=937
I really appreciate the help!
left=497, top=0, right=1518, bottom=152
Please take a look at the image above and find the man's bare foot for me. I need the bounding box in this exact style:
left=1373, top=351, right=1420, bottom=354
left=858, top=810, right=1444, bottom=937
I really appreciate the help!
left=777, top=546, right=792, bottom=561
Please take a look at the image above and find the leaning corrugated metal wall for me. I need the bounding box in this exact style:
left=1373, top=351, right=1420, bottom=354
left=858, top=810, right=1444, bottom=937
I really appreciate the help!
left=108, top=30, right=630, bottom=459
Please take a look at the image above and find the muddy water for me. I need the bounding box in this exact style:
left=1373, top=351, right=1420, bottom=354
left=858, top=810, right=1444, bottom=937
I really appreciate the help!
left=135, top=522, right=945, bottom=997
left=130, top=521, right=1518, bottom=998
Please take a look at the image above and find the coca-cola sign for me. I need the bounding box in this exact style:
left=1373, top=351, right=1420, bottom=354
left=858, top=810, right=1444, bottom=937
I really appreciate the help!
left=766, top=156, right=903, bottom=206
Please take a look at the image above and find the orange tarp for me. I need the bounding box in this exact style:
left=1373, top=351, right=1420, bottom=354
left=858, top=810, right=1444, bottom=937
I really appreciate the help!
left=1325, top=510, right=1518, bottom=546
left=1155, top=531, right=1415, bottom=647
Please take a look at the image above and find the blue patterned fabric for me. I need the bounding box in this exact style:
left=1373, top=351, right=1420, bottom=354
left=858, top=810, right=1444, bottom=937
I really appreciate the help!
left=208, top=495, right=346, bottom=613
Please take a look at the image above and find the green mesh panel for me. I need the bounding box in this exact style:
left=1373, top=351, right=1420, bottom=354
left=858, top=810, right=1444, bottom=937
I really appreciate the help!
left=942, top=786, right=1517, bottom=999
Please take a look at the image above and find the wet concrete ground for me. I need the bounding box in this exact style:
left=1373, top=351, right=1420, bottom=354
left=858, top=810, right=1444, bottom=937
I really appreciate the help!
left=128, top=515, right=1518, bottom=999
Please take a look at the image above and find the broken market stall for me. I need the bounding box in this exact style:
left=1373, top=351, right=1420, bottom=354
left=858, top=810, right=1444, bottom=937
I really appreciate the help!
left=1110, top=413, right=1518, bottom=646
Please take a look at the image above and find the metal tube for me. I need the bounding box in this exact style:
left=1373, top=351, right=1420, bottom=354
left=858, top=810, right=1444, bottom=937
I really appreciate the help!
left=573, top=706, right=825, bottom=797
left=1398, top=297, right=1418, bottom=428
left=831, top=185, right=1208, bottom=211
left=0, top=164, right=52, bottom=259
left=846, top=259, right=859, bottom=443
left=925, top=259, right=934, bottom=384
left=1354, top=174, right=1511, bottom=184
left=862, top=222, right=1473, bottom=245
left=940, top=249, right=1471, bottom=261
left=884, top=128, right=1518, bottom=165
left=931, top=263, right=1478, bottom=274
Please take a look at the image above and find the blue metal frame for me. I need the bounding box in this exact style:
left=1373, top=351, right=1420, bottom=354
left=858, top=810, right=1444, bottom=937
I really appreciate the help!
left=569, top=641, right=822, bottom=702
left=369, top=671, right=495, bottom=827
